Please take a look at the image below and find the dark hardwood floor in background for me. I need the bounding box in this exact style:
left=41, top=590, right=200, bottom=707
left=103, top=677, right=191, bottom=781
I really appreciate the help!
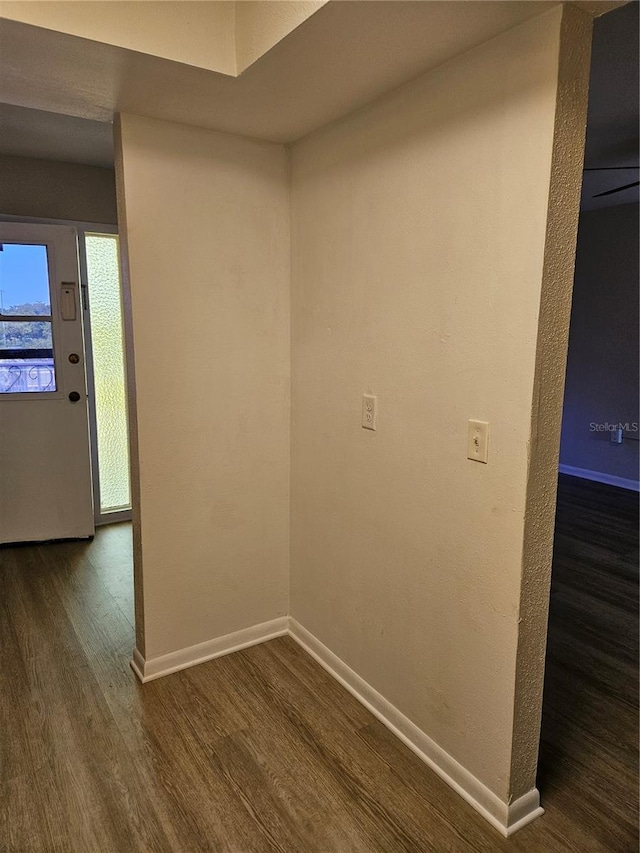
left=1, top=474, right=638, bottom=852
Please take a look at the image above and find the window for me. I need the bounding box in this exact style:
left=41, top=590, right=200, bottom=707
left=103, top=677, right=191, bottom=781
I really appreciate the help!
left=0, top=243, right=56, bottom=393
left=85, top=233, right=131, bottom=514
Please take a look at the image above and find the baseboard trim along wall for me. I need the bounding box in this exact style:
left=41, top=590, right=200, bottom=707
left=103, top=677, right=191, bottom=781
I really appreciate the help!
left=288, top=619, right=543, bottom=837
left=130, top=617, right=289, bottom=682
left=131, top=616, right=543, bottom=836
left=559, top=463, right=640, bottom=492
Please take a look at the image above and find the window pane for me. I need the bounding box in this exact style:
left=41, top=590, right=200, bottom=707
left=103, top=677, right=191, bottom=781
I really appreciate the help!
left=0, top=244, right=51, bottom=315
left=0, top=358, right=56, bottom=393
left=0, top=320, right=53, bottom=350
left=85, top=234, right=131, bottom=514
left=0, top=244, right=56, bottom=395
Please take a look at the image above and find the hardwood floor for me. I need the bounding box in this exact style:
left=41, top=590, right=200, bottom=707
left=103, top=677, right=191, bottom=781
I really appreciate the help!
left=1, top=475, right=637, bottom=852
left=538, top=475, right=639, bottom=852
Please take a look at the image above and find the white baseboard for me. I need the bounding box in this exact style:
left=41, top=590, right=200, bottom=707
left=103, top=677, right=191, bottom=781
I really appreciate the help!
left=289, top=619, right=543, bottom=838
left=130, top=646, right=146, bottom=682
left=130, top=616, right=289, bottom=683
left=131, top=615, right=543, bottom=836
left=559, top=463, right=640, bottom=492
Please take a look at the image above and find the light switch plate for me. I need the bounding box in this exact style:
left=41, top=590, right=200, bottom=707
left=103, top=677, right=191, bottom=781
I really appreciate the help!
left=362, top=394, right=377, bottom=430
left=468, top=420, right=489, bottom=463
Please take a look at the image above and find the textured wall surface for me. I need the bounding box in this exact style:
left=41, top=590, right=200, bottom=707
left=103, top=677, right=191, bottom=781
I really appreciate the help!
left=0, top=154, right=117, bottom=223
left=115, top=114, right=290, bottom=658
left=290, top=7, right=576, bottom=801
left=559, top=203, right=639, bottom=482
left=511, top=3, right=593, bottom=800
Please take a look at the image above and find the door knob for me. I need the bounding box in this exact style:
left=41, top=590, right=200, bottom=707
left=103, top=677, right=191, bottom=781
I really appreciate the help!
left=68, top=391, right=81, bottom=402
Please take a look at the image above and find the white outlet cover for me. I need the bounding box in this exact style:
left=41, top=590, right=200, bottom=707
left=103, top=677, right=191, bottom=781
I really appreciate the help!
left=362, top=394, right=377, bottom=430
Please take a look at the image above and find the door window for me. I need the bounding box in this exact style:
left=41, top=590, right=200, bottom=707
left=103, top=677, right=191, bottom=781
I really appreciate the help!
left=0, top=243, right=56, bottom=393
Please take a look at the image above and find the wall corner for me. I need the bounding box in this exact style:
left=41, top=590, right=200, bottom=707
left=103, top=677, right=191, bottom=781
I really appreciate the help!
left=509, top=2, right=594, bottom=801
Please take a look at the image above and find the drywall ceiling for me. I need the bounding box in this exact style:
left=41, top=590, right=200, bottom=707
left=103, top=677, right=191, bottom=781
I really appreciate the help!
left=0, top=103, right=113, bottom=167
left=0, top=1, right=561, bottom=145
left=235, top=1, right=329, bottom=73
left=1, top=0, right=634, bottom=177
left=572, top=0, right=630, bottom=15
left=580, top=0, right=639, bottom=210
left=0, top=1, right=328, bottom=76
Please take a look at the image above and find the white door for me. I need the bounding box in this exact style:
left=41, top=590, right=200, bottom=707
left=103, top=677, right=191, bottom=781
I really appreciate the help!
left=0, top=223, right=94, bottom=543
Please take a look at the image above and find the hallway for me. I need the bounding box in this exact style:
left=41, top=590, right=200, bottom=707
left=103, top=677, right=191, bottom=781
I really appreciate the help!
left=1, top=476, right=637, bottom=852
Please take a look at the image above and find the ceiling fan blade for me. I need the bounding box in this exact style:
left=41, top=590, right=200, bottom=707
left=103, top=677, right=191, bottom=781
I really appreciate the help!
left=592, top=180, right=640, bottom=199
left=584, top=166, right=639, bottom=171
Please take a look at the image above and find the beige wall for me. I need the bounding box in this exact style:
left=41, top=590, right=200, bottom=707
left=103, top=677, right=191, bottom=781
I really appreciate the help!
left=110, top=0, right=591, bottom=820
left=0, top=1, right=236, bottom=74
left=290, top=5, right=588, bottom=802
left=0, top=154, right=117, bottom=224
left=115, top=114, right=290, bottom=659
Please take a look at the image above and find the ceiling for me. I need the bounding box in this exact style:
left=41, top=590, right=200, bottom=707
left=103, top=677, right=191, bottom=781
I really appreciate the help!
left=0, top=0, right=637, bottom=212
left=0, top=102, right=113, bottom=168
left=0, top=1, right=561, bottom=152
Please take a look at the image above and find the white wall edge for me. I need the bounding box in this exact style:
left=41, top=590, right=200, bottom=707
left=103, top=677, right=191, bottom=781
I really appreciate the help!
left=559, top=463, right=640, bottom=492
left=289, top=618, right=543, bottom=837
left=129, top=617, right=289, bottom=683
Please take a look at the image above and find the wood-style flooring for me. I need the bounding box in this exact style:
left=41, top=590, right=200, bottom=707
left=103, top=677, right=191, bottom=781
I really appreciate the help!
left=1, top=474, right=638, bottom=852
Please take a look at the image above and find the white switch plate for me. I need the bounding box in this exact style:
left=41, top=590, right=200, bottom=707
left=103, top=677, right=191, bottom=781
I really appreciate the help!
left=362, top=394, right=377, bottom=430
left=468, top=419, right=489, bottom=463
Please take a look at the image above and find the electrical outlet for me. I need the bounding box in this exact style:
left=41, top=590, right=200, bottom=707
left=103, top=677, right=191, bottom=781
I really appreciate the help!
left=362, top=394, right=377, bottom=430
left=467, top=420, right=489, bottom=463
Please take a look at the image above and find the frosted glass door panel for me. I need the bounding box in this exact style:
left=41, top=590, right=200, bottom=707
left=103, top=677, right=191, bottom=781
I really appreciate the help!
left=85, top=234, right=131, bottom=514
